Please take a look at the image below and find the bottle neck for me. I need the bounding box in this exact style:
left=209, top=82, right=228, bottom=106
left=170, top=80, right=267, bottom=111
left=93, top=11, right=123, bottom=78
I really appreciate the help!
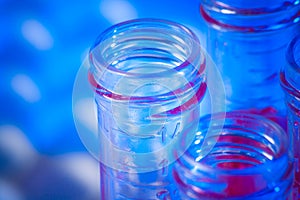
left=200, top=0, right=300, bottom=32
left=89, top=19, right=207, bottom=173
left=174, top=112, right=293, bottom=199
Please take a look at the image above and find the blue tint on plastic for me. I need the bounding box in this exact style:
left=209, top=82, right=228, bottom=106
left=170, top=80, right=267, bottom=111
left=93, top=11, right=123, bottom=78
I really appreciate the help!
left=281, top=35, right=300, bottom=199
left=89, top=18, right=206, bottom=199
left=174, top=112, right=294, bottom=199
left=200, top=0, right=300, bottom=129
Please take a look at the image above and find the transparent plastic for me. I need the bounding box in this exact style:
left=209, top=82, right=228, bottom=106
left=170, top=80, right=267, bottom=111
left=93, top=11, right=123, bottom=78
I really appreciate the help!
left=200, top=0, right=300, bottom=128
left=173, top=112, right=294, bottom=199
left=89, top=19, right=206, bottom=199
left=281, top=35, right=300, bottom=199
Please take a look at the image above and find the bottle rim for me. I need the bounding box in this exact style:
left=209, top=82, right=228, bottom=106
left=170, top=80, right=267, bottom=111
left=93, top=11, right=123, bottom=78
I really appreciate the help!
left=89, top=18, right=203, bottom=79
left=200, top=0, right=300, bottom=15
left=177, top=112, right=290, bottom=175
left=200, top=1, right=300, bottom=32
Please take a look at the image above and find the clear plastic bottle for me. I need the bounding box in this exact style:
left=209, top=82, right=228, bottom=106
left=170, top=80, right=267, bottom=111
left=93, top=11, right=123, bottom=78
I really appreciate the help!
left=89, top=19, right=206, bottom=199
left=173, top=112, right=294, bottom=199
left=281, top=35, right=300, bottom=199
left=200, top=0, right=300, bottom=128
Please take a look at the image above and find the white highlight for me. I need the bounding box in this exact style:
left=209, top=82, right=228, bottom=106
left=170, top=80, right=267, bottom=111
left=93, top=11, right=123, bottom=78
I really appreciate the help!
left=194, top=139, right=201, bottom=145
left=55, top=153, right=99, bottom=191
left=11, top=74, right=41, bottom=103
left=220, top=9, right=235, bottom=14
left=21, top=19, right=54, bottom=50
left=0, top=125, right=37, bottom=170
left=55, top=153, right=99, bottom=197
left=74, top=98, right=98, bottom=135
left=100, top=0, right=138, bottom=24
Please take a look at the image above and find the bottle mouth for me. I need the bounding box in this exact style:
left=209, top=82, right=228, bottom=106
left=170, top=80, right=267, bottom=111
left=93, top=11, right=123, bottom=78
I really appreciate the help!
left=174, top=112, right=292, bottom=197
left=177, top=112, right=289, bottom=174
left=89, top=18, right=204, bottom=79
left=200, top=0, right=300, bottom=32
left=201, top=0, right=300, bottom=14
left=88, top=18, right=206, bottom=106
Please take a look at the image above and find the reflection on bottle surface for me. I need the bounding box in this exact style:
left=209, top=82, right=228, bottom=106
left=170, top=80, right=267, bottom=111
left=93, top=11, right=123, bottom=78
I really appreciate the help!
left=281, top=35, right=300, bottom=199
left=89, top=19, right=206, bottom=199
left=174, top=112, right=294, bottom=199
left=200, top=0, right=300, bottom=128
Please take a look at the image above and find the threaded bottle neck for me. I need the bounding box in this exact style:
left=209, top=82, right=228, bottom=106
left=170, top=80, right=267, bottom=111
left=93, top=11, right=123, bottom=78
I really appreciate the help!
left=89, top=19, right=205, bottom=99
left=174, top=112, right=293, bottom=199
left=200, top=0, right=300, bottom=32
left=88, top=19, right=207, bottom=173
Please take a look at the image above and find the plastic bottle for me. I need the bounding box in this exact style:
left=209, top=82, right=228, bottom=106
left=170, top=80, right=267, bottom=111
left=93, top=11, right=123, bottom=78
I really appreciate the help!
left=89, top=18, right=206, bottom=199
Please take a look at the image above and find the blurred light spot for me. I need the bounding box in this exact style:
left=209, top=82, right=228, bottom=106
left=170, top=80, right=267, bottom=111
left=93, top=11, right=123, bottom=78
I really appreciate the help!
left=294, top=17, right=300, bottom=23
left=100, top=0, right=138, bottom=24
left=11, top=74, right=41, bottom=103
left=0, top=180, right=24, bottom=200
left=195, top=131, right=202, bottom=136
left=195, top=155, right=203, bottom=162
left=55, top=153, right=99, bottom=196
left=220, top=9, right=235, bottom=14
left=21, top=19, right=53, bottom=50
left=194, top=139, right=201, bottom=145
left=0, top=125, right=37, bottom=170
left=74, top=98, right=98, bottom=134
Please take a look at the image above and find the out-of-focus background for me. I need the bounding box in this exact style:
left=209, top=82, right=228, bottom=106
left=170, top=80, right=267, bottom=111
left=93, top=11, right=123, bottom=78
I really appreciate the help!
left=0, top=1, right=205, bottom=199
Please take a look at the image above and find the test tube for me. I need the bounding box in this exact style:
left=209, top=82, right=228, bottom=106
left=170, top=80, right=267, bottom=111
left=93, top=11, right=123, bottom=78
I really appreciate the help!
left=88, top=18, right=206, bottom=199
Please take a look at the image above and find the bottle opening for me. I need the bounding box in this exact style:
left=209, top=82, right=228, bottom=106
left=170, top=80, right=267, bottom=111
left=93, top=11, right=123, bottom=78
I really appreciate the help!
left=89, top=19, right=204, bottom=79
left=200, top=0, right=300, bottom=32
left=174, top=112, right=293, bottom=199
left=89, top=19, right=206, bottom=105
